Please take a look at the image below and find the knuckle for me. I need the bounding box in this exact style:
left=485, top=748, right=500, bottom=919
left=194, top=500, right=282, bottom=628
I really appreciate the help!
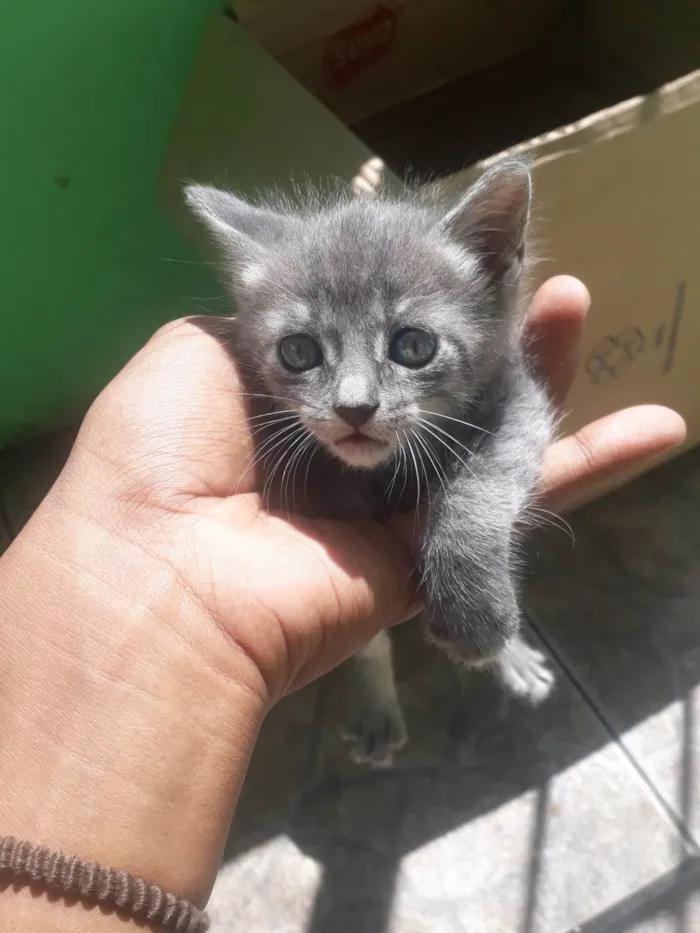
left=571, top=427, right=599, bottom=475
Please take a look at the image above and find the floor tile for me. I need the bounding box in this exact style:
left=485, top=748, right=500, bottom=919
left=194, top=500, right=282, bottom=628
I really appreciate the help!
left=559, top=857, right=700, bottom=933
left=526, top=447, right=700, bottom=848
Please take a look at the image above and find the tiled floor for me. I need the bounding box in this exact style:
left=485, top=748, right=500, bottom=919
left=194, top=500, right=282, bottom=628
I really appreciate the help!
left=1, top=432, right=699, bottom=932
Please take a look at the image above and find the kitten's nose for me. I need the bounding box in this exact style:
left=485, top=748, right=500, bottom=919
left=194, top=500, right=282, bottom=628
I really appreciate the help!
left=334, top=402, right=379, bottom=428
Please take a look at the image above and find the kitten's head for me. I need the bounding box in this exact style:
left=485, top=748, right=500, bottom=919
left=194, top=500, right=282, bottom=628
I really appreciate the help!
left=186, top=159, right=531, bottom=470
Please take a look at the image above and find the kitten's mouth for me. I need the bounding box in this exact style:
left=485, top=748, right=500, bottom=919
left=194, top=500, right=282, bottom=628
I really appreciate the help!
left=337, top=431, right=381, bottom=445
left=332, top=432, right=391, bottom=467
left=336, top=431, right=388, bottom=451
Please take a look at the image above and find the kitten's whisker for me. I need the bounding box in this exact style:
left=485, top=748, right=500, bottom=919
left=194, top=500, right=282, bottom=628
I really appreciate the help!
left=288, top=437, right=312, bottom=513
left=413, top=428, right=448, bottom=496
left=416, top=416, right=484, bottom=463
left=416, top=420, right=476, bottom=480
left=527, top=506, right=576, bottom=546
left=181, top=294, right=226, bottom=303
left=279, top=441, right=299, bottom=514
left=244, top=431, right=298, bottom=483
left=266, top=434, right=305, bottom=506
left=526, top=512, right=572, bottom=544
left=237, top=391, right=299, bottom=406
left=246, top=412, right=298, bottom=434
left=237, top=422, right=304, bottom=492
left=302, top=438, right=318, bottom=501
left=161, top=256, right=216, bottom=267
left=279, top=431, right=306, bottom=513
left=404, top=434, right=423, bottom=531
left=384, top=444, right=404, bottom=502
left=396, top=433, right=410, bottom=507
left=249, top=421, right=302, bottom=466
left=262, top=427, right=307, bottom=504
left=281, top=430, right=314, bottom=514
left=296, top=435, right=318, bottom=510
left=246, top=408, right=298, bottom=423
left=415, top=417, right=481, bottom=466
left=416, top=409, right=496, bottom=439
left=248, top=415, right=298, bottom=438
left=410, top=430, right=435, bottom=521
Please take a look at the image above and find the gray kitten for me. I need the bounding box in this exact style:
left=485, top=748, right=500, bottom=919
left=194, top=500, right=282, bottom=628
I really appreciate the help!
left=186, top=158, right=555, bottom=767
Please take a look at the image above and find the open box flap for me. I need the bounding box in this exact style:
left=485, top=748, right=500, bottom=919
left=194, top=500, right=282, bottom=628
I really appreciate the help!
left=438, top=68, right=700, bottom=189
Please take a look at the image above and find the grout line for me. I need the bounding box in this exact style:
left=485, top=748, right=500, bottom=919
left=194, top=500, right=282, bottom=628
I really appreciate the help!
left=558, top=856, right=700, bottom=933
left=525, top=609, right=700, bottom=855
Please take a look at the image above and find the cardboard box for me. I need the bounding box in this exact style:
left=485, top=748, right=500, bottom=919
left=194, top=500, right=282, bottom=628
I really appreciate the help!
left=162, top=7, right=700, bottom=508
left=230, top=0, right=563, bottom=123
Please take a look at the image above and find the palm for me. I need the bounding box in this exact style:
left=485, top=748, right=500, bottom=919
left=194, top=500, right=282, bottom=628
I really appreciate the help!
left=167, top=497, right=412, bottom=696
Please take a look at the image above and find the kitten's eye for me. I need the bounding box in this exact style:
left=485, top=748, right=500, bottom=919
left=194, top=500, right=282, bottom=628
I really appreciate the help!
left=389, top=328, right=437, bottom=368
left=279, top=334, right=323, bottom=372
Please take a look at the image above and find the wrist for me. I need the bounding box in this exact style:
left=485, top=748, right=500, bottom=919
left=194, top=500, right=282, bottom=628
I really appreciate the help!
left=0, top=493, right=265, bottom=908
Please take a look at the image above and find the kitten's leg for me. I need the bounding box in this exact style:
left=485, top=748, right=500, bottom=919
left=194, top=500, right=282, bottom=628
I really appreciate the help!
left=420, top=370, right=556, bottom=704
left=343, top=630, right=407, bottom=768
left=493, top=632, right=555, bottom=705
left=351, top=157, right=385, bottom=197
left=425, top=525, right=556, bottom=705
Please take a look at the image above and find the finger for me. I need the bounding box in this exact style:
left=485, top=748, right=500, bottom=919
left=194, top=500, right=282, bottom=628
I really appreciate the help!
left=540, top=405, right=686, bottom=512
left=254, top=515, right=421, bottom=693
left=331, top=519, right=422, bottom=632
left=87, top=317, right=258, bottom=498
left=524, top=276, right=591, bottom=410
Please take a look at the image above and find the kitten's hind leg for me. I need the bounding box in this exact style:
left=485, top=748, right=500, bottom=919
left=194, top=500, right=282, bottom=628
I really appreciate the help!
left=343, top=630, right=407, bottom=768
left=351, top=157, right=385, bottom=197
left=493, top=632, right=555, bottom=705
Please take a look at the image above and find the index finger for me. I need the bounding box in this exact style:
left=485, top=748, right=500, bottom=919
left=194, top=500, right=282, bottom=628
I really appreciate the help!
left=524, top=275, right=591, bottom=410
left=539, top=404, right=686, bottom=512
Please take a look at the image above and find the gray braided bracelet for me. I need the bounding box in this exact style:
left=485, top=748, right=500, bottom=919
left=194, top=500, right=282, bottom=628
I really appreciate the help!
left=0, top=835, right=210, bottom=932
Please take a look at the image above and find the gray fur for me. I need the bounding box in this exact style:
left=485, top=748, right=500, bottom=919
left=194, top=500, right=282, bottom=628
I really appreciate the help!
left=186, top=159, right=556, bottom=767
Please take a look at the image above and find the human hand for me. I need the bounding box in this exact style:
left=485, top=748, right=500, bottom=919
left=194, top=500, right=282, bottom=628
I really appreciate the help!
left=55, top=275, right=685, bottom=705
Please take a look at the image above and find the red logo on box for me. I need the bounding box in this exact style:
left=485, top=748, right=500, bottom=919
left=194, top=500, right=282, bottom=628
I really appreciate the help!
left=324, top=4, right=400, bottom=87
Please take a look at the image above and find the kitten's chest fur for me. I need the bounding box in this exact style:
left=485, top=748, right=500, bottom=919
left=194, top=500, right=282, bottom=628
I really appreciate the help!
left=258, top=436, right=414, bottom=522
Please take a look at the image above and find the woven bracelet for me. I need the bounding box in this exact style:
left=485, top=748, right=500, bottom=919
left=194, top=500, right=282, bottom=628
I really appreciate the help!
left=0, top=835, right=210, bottom=932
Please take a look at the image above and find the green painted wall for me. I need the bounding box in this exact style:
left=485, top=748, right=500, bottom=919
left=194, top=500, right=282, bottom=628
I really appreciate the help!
left=0, top=2, right=222, bottom=445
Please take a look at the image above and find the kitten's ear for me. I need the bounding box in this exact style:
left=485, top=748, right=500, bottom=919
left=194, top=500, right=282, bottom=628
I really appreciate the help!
left=439, top=158, right=531, bottom=278
left=184, top=183, right=286, bottom=263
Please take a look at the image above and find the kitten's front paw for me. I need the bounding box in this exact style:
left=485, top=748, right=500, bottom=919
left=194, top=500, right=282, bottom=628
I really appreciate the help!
left=342, top=703, right=408, bottom=768
left=494, top=636, right=555, bottom=705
